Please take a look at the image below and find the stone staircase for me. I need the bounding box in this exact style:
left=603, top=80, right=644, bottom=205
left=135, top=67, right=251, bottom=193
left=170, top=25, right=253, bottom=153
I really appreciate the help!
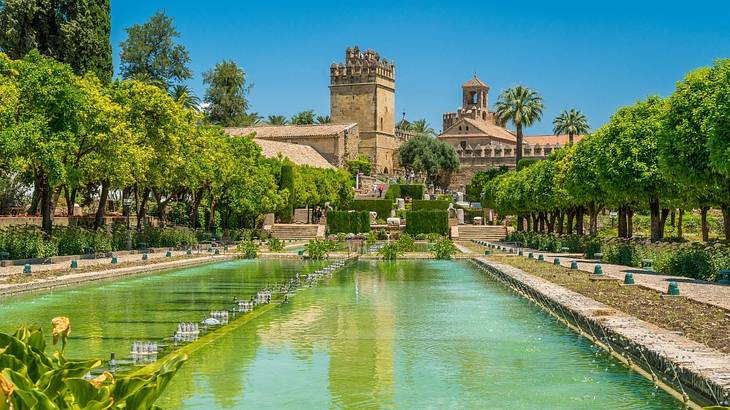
left=451, top=225, right=508, bottom=241
left=269, top=224, right=325, bottom=240
left=355, top=176, right=389, bottom=199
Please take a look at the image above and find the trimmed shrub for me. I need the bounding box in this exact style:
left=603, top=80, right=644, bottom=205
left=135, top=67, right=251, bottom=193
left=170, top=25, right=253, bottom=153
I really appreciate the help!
left=405, top=210, right=449, bottom=236
left=385, top=184, right=424, bottom=200
left=432, top=238, right=457, bottom=260
left=276, top=163, right=295, bottom=223
left=349, top=200, right=392, bottom=219
left=327, top=210, right=371, bottom=234
left=412, top=200, right=449, bottom=211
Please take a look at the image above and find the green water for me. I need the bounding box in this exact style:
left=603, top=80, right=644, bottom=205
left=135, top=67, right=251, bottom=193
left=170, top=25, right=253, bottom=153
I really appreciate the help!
left=0, top=259, right=682, bottom=408
left=0, top=259, right=327, bottom=359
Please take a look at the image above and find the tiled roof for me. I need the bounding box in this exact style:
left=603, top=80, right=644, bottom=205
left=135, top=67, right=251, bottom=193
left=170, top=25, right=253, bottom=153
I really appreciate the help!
left=225, top=123, right=357, bottom=139
left=439, top=117, right=516, bottom=143
left=524, top=134, right=585, bottom=146
left=252, top=139, right=335, bottom=169
left=463, top=75, right=488, bottom=88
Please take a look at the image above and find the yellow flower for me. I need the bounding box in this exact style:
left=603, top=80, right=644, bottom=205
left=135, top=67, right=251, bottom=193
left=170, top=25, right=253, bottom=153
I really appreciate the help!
left=0, top=373, right=13, bottom=400
left=89, top=371, right=114, bottom=389
left=51, top=316, right=71, bottom=345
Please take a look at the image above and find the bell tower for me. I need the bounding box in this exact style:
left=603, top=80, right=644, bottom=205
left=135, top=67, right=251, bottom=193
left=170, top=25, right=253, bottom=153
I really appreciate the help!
left=330, top=46, right=396, bottom=174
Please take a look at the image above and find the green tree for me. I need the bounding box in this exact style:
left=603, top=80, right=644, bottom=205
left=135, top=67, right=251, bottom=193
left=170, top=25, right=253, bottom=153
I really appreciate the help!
left=203, top=60, right=251, bottom=126
left=119, top=11, right=191, bottom=89
left=494, top=86, right=544, bottom=166
left=553, top=108, right=589, bottom=145
left=171, top=84, right=200, bottom=111
left=596, top=96, right=673, bottom=241
left=291, top=110, right=315, bottom=125
left=266, top=114, right=288, bottom=125
left=347, top=154, right=372, bottom=176
left=0, top=51, right=121, bottom=234
left=660, top=60, right=730, bottom=240
left=410, top=119, right=435, bottom=136
left=0, top=0, right=113, bottom=82
left=466, top=167, right=508, bottom=202
left=399, top=134, right=459, bottom=185
left=315, top=115, right=331, bottom=124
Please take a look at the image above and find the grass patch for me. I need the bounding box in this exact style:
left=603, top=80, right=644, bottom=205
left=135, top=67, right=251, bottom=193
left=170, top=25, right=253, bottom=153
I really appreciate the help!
left=489, top=254, right=730, bottom=354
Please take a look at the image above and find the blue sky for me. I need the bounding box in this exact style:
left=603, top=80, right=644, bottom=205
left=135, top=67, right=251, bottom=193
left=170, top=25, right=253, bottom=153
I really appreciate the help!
left=110, top=0, right=730, bottom=134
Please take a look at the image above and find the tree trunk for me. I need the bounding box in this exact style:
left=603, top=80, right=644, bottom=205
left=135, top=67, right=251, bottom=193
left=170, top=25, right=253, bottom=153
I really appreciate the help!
left=700, top=207, right=709, bottom=241
left=617, top=205, right=627, bottom=238
left=546, top=212, right=556, bottom=233
left=64, top=185, right=77, bottom=217
left=556, top=211, right=564, bottom=235
left=538, top=212, right=545, bottom=232
left=659, top=208, right=670, bottom=240
left=670, top=210, right=675, bottom=227
left=677, top=209, right=684, bottom=239
left=39, top=175, right=53, bottom=235
left=136, top=188, right=150, bottom=230
left=94, top=180, right=110, bottom=230
left=516, top=125, right=523, bottom=168
left=208, top=191, right=217, bottom=232
left=575, top=207, right=585, bottom=235
left=517, top=215, right=524, bottom=232
left=28, top=175, right=42, bottom=215
left=122, top=186, right=131, bottom=217
left=566, top=210, right=574, bottom=235
left=531, top=213, right=539, bottom=233
left=525, top=214, right=531, bottom=232
left=588, top=201, right=599, bottom=235
left=722, top=205, right=730, bottom=241
left=627, top=207, right=634, bottom=237
left=649, top=197, right=661, bottom=242
left=190, top=188, right=204, bottom=229
left=568, top=132, right=574, bottom=145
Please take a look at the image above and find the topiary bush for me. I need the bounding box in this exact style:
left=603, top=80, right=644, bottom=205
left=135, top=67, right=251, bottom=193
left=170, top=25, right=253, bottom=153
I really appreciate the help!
left=411, top=200, right=449, bottom=211
left=405, top=210, right=449, bottom=236
left=349, top=200, right=392, bottom=219
left=327, top=210, right=371, bottom=234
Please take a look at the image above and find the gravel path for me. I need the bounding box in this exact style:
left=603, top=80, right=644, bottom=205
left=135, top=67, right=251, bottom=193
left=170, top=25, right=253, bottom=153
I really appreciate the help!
left=489, top=242, right=730, bottom=312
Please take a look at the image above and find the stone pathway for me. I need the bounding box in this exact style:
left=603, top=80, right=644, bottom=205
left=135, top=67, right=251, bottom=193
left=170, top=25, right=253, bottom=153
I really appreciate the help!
left=490, top=242, right=730, bottom=312
left=0, top=248, right=219, bottom=279
left=0, top=254, right=234, bottom=297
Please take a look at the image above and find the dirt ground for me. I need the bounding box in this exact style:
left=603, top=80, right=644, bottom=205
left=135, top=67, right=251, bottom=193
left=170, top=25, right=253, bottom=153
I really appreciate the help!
left=489, top=254, right=730, bottom=354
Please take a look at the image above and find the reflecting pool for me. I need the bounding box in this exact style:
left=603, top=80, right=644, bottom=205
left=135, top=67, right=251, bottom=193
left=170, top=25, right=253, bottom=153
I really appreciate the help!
left=0, top=259, right=327, bottom=359
left=146, top=259, right=680, bottom=409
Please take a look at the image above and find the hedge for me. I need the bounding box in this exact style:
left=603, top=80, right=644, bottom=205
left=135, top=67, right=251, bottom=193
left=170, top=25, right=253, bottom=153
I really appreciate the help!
left=385, top=184, right=424, bottom=200
left=276, top=163, right=294, bottom=223
left=327, top=210, right=371, bottom=234
left=349, top=199, right=392, bottom=219
left=412, top=200, right=449, bottom=211
left=405, top=210, right=449, bottom=236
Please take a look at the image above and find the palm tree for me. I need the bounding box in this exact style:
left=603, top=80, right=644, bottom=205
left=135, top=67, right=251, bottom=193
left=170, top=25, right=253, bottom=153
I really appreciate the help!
left=315, top=115, right=331, bottom=124
left=170, top=85, right=201, bottom=111
left=553, top=109, right=589, bottom=145
left=494, top=86, right=544, bottom=166
left=291, top=110, right=315, bottom=125
left=410, top=119, right=435, bottom=136
left=266, top=115, right=288, bottom=125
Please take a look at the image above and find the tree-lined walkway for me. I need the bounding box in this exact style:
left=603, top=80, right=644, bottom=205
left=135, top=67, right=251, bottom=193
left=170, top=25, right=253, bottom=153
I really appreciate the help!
left=491, top=242, right=730, bottom=312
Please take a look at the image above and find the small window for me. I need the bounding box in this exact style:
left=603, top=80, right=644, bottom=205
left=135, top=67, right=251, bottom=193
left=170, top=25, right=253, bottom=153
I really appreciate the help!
left=466, top=126, right=469, bottom=131
left=458, top=126, right=462, bottom=131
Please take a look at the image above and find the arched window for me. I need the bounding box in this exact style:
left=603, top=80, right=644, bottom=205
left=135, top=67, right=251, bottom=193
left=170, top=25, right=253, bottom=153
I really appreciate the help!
left=380, top=117, right=383, bottom=130
left=470, top=91, right=478, bottom=104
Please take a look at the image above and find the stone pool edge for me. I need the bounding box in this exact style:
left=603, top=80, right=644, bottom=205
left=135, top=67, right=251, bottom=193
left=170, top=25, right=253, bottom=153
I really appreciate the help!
left=0, top=255, right=236, bottom=298
left=471, top=257, right=730, bottom=408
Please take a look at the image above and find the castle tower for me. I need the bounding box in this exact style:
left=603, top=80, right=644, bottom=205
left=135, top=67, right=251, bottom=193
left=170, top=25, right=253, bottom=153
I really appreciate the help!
left=443, top=75, right=494, bottom=131
left=330, top=46, right=396, bottom=173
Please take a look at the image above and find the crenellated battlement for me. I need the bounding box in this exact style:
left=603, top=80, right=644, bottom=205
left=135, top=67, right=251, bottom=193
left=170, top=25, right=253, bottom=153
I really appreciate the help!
left=330, top=46, right=395, bottom=84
